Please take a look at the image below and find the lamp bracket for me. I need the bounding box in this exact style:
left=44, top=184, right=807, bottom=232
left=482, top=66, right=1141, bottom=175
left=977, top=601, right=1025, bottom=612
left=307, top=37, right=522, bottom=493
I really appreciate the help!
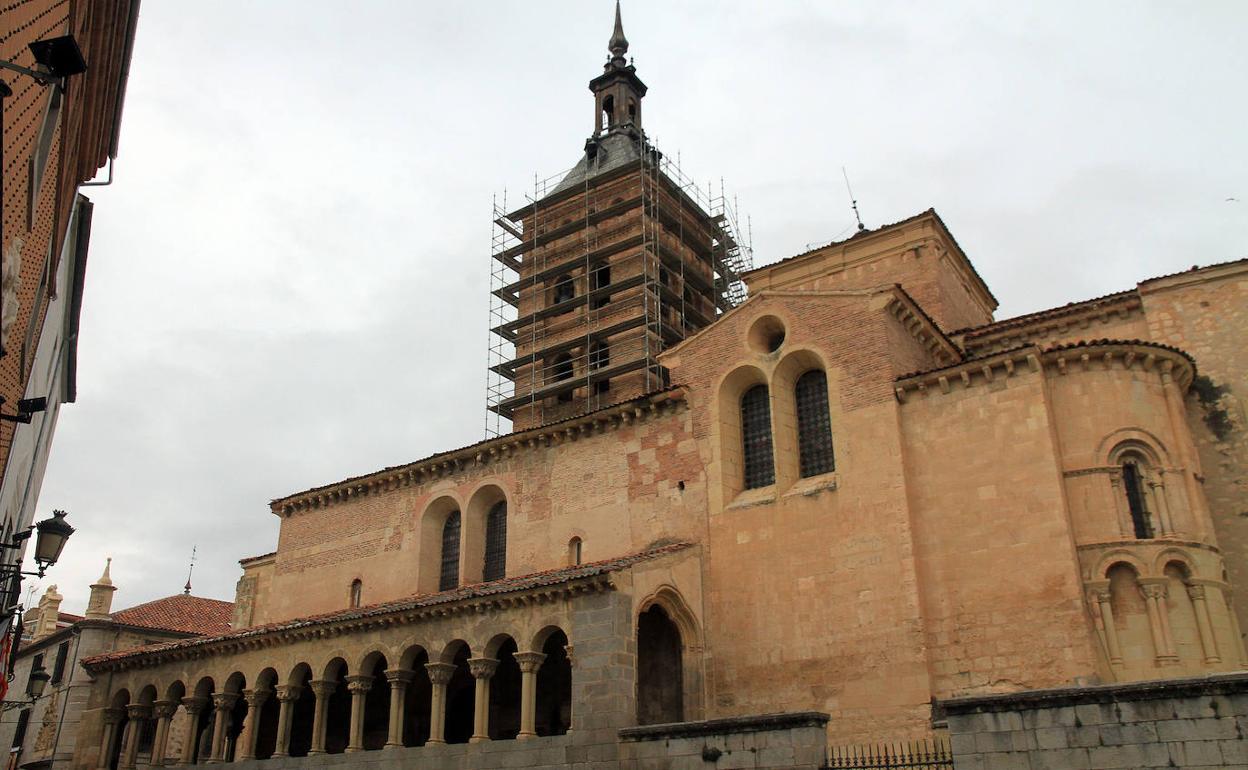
left=0, top=59, right=59, bottom=88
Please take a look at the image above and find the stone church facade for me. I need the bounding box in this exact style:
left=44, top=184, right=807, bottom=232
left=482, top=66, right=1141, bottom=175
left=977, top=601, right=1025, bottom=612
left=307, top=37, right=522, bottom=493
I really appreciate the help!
left=72, top=6, right=1246, bottom=770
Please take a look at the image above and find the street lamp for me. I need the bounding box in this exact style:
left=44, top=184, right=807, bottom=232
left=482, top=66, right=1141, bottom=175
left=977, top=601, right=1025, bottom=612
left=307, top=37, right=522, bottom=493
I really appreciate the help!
left=32, top=511, right=74, bottom=576
left=0, top=510, right=75, bottom=579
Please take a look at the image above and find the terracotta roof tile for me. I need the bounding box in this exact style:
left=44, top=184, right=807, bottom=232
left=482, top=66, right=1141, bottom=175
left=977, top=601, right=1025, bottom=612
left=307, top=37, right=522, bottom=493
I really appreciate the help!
left=953, top=290, right=1139, bottom=338
left=239, top=551, right=276, bottom=565
left=955, top=257, right=1248, bottom=339
left=82, top=542, right=694, bottom=668
left=110, top=594, right=234, bottom=636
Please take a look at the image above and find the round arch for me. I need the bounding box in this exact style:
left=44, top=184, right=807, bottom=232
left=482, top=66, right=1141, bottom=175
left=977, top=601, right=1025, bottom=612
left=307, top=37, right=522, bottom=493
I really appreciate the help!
left=464, top=483, right=510, bottom=585
left=419, top=494, right=465, bottom=593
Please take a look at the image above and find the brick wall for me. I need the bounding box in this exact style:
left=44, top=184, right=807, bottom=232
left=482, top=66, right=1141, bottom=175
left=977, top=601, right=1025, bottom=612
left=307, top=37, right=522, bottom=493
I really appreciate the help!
left=943, top=673, right=1248, bottom=769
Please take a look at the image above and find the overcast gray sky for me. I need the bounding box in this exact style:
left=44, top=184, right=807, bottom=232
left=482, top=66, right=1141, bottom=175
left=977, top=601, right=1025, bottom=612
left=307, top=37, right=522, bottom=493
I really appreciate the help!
left=25, top=1, right=1247, bottom=614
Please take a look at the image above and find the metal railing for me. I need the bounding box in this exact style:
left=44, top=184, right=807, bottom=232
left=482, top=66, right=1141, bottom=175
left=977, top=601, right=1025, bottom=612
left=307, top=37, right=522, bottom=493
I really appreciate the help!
left=827, top=738, right=954, bottom=769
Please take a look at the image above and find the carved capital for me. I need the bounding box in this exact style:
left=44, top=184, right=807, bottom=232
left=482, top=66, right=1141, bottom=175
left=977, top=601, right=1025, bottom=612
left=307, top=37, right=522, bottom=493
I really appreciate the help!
left=1187, top=584, right=1207, bottom=601
left=467, top=657, right=499, bottom=680
left=211, top=693, right=239, bottom=712
left=424, top=662, right=457, bottom=685
left=125, top=704, right=152, bottom=720
left=309, top=679, right=337, bottom=698
left=180, top=696, right=209, bottom=716
left=383, top=669, right=415, bottom=687
left=1140, top=582, right=1168, bottom=601
left=345, top=675, right=373, bottom=695
left=152, top=701, right=178, bottom=720
left=242, top=688, right=272, bottom=708
left=103, top=707, right=126, bottom=725
left=513, top=651, right=547, bottom=674
left=275, top=685, right=303, bottom=703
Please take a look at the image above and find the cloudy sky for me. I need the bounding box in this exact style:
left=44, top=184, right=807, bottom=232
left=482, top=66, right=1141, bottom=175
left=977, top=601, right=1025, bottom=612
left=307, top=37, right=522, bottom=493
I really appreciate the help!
left=25, top=1, right=1247, bottom=613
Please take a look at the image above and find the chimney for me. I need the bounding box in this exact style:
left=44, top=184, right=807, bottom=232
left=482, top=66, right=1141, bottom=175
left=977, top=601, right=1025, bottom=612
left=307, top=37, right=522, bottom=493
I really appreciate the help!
left=84, top=558, right=117, bottom=620
left=32, top=584, right=63, bottom=640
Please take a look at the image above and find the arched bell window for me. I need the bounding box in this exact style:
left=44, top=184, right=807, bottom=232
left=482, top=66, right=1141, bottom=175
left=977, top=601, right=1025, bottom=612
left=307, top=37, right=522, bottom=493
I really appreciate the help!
left=553, top=274, right=575, bottom=305
left=795, top=370, right=834, bottom=477
left=439, top=511, right=461, bottom=591
left=483, top=501, right=507, bottom=582
left=740, top=384, right=774, bottom=489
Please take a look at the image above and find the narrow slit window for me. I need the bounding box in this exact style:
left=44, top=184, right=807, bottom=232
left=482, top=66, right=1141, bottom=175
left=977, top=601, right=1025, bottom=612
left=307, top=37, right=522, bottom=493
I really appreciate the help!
left=1122, top=462, right=1154, bottom=539
left=349, top=579, right=362, bottom=608
left=740, top=385, right=775, bottom=489
left=590, top=264, right=611, bottom=308
left=439, top=511, right=461, bottom=590
left=483, top=501, right=507, bottom=581
left=795, top=370, right=835, bottom=477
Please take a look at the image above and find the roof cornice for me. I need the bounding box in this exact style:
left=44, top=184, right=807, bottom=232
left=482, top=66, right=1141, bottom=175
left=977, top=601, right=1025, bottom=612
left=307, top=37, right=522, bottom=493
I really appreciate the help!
left=894, top=340, right=1195, bottom=403
left=82, top=574, right=615, bottom=675
left=271, top=388, right=687, bottom=515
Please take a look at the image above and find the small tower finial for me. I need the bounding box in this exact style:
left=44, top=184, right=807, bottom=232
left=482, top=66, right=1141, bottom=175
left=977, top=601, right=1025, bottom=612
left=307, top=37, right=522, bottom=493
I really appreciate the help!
left=184, top=545, right=197, bottom=595
left=85, top=557, right=117, bottom=620
left=608, top=0, right=629, bottom=67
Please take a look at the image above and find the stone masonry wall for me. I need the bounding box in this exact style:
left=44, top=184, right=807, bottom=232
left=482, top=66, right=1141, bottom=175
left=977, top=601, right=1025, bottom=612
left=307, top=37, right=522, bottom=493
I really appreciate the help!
left=618, top=711, right=830, bottom=770
left=943, top=673, right=1248, bottom=770
left=1141, top=263, right=1248, bottom=642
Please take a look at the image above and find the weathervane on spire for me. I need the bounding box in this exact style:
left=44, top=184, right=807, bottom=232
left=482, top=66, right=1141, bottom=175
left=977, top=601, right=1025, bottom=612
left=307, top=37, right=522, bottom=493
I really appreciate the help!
left=184, top=544, right=196, bottom=595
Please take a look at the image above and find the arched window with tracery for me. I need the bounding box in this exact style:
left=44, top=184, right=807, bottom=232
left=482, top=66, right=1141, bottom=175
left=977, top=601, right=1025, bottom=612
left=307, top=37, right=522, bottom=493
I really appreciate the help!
left=439, top=511, right=461, bottom=591
left=740, top=384, right=774, bottom=489
left=795, top=369, right=834, bottom=477
left=349, top=579, right=362, bottom=608
left=483, top=501, right=507, bottom=582
left=1119, top=453, right=1155, bottom=539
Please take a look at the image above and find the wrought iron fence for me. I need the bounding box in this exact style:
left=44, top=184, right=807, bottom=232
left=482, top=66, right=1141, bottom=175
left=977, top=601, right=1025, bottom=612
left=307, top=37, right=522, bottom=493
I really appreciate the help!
left=827, top=737, right=954, bottom=769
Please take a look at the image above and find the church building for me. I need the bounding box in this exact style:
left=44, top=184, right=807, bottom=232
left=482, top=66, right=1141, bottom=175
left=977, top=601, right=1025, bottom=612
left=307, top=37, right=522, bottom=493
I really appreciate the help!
left=69, top=5, right=1248, bottom=769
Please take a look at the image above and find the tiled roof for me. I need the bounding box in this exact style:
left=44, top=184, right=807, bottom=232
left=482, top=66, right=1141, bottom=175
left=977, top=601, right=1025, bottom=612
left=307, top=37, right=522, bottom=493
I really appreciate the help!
left=239, top=551, right=276, bottom=565
left=110, top=594, right=234, bottom=636
left=955, top=257, right=1248, bottom=339
left=82, top=542, right=694, bottom=668
left=1138, top=256, right=1247, bottom=285
left=954, top=290, right=1139, bottom=338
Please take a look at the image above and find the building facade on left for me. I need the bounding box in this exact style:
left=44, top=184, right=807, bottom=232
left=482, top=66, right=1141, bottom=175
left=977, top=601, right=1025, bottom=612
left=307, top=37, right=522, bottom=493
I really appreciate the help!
left=0, top=0, right=141, bottom=640
left=0, top=564, right=233, bottom=770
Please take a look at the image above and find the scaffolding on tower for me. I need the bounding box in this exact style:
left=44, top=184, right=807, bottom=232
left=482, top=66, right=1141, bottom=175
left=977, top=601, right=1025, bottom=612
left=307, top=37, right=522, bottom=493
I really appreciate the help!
left=484, top=135, right=752, bottom=439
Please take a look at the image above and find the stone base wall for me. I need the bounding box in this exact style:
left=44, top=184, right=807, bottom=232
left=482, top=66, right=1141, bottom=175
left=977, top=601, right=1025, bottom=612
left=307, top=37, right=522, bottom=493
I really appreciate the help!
left=943, top=673, right=1248, bottom=769
left=618, top=712, right=829, bottom=770
left=223, top=736, right=575, bottom=770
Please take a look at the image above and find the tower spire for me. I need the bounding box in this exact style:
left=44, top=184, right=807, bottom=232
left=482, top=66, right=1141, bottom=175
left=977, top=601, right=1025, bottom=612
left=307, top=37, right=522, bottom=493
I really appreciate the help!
left=608, top=0, right=629, bottom=68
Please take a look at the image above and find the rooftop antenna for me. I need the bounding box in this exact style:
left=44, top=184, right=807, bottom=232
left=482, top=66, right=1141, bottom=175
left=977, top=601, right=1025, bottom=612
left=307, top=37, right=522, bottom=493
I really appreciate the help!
left=183, top=544, right=197, bottom=595
left=842, top=166, right=866, bottom=232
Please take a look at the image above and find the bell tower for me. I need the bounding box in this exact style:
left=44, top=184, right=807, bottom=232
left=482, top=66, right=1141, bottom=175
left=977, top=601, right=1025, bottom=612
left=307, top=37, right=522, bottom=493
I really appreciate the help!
left=485, top=2, right=752, bottom=434
left=591, top=2, right=646, bottom=136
